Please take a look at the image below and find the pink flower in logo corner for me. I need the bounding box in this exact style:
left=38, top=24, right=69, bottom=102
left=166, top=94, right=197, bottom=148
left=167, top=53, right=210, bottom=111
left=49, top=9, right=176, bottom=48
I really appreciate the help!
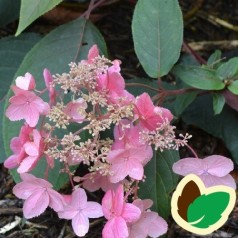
left=6, top=86, right=50, bottom=127
left=128, top=199, right=168, bottom=238
left=107, top=120, right=153, bottom=183
left=43, top=68, right=56, bottom=105
left=15, top=72, right=36, bottom=91
left=64, top=98, right=87, bottom=123
left=172, top=155, right=236, bottom=189
left=13, top=173, right=64, bottom=219
left=134, top=92, right=173, bottom=131
left=58, top=188, right=103, bottom=237
left=102, top=185, right=141, bottom=238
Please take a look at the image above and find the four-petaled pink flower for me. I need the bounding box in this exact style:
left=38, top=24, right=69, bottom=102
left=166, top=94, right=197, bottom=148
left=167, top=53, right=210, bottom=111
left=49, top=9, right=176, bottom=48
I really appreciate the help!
left=64, top=98, right=87, bottom=123
left=18, top=129, right=44, bottom=173
left=15, top=72, right=36, bottom=90
left=82, top=171, right=120, bottom=192
left=134, top=92, right=173, bottom=131
left=13, top=173, right=64, bottom=219
left=128, top=199, right=168, bottom=238
left=102, top=185, right=141, bottom=238
left=6, top=86, right=50, bottom=127
left=108, top=121, right=152, bottom=183
left=172, top=155, right=236, bottom=189
left=4, top=124, right=33, bottom=170
left=58, top=188, right=103, bottom=237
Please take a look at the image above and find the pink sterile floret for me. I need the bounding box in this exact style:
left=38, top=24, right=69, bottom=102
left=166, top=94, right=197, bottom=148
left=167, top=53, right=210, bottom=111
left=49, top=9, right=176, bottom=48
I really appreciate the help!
left=108, top=121, right=153, bottom=183
left=64, top=98, right=87, bottom=123
left=6, top=86, right=50, bottom=127
left=4, top=124, right=33, bottom=169
left=15, top=72, right=36, bottom=91
left=96, top=67, right=134, bottom=105
left=172, top=155, right=236, bottom=189
left=58, top=188, right=103, bottom=237
left=134, top=92, right=173, bottom=131
left=102, top=185, right=141, bottom=238
left=128, top=199, right=168, bottom=238
left=82, top=171, right=120, bottom=192
left=18, top=129, right=44, bottom=173
left=43, top=68, right=56, bottom=105
left=13, top=173, right=64, bottom=219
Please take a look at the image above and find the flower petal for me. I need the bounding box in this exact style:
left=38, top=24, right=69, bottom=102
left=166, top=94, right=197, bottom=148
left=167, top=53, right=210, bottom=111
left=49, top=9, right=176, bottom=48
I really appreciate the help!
left=83, top=201, right=103, bottom=218
left=204, top=155, right=234, bottom=177
left=23, top=190, right=49, bottom=218
left=122, top=203, right=141, bottom=223
left=72, top=213, right=89, bottom=237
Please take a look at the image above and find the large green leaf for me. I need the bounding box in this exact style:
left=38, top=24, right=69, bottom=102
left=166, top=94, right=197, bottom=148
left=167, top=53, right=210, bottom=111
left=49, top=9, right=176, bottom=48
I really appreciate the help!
left=216, top=57, right=238, bottom=80
left=187, top=192, right=229, bottom=228
left=0, top=33, right=41, bottom=163
left=173, top=65, right=225, bottom=90
left=0, top=0, right=20, bottom=26
left=132, top=0, right=183, bottom=78
left=3, top=18, right=107, bottom=189
left=16, top=0, right=63, bottom=36
left=139, top=149, right=179, bottom=219
left=182, top=94, right=238, bottom=164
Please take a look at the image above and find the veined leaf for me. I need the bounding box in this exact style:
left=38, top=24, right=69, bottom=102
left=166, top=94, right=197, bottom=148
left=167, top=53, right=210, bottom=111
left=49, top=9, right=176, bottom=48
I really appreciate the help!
left=212, top=93, right=225, bottom=115
left=187, top=192, right=230, bottom=228
left=3, top=18, right=107, bottom=189
left=132, top=0, right=183, bottom=78
left=173, top=65, right=225, bottom=90
left=16, top=0, right=63, bottom=36
left=139, top=149, right=179, bottom=219
left=216, top=57, right=238, bottom=80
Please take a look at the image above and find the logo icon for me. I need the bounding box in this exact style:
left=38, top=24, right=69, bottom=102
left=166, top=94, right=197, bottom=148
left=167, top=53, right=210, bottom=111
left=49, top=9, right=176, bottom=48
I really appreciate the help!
left=171, top=174, right=236, bottom=235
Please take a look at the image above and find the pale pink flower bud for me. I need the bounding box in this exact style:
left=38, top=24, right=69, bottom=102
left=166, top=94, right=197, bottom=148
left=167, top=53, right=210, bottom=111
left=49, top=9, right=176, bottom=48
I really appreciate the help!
left=15, top=73, right=36, bottom=90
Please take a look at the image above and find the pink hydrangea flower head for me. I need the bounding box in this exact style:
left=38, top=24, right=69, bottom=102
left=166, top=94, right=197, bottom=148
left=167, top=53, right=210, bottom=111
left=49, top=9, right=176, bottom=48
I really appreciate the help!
left=13, top=173, right=64, bottom=219
left=134, top=93, right=173, bottom=131
left=58, top=188, right=103, bottom=237
left=102, top=185, right=141, bottom=238
left=17, top=129, right=44, bottom=173
left=172, top=155, right=236, bottom=189
left=64, top=98, right=87, bottom=123
left=6, top=89, right=50, bottom=127
left=82, top=172, right=120, bottom=192
left=4, top=124, right=33, bottom=169
left=128, top=199, right=168, bottom=238
left=43, top=68, right=56, bottom=105
left=15, top=73, right=36, bottom=91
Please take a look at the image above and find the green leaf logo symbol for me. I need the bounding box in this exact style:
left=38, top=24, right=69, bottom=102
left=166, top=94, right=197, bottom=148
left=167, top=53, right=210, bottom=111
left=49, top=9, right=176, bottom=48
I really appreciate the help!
left=171, top=174, right=236, bottom=235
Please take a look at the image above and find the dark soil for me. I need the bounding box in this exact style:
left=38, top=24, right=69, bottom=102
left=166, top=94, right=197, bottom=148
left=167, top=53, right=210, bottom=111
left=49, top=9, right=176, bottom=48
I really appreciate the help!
left=1, top=0, right=238, bottom=237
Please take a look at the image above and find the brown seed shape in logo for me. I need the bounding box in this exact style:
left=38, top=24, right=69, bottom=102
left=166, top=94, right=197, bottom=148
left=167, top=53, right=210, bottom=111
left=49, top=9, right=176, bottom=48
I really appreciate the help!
left=177, top=180, right=201, bottom=221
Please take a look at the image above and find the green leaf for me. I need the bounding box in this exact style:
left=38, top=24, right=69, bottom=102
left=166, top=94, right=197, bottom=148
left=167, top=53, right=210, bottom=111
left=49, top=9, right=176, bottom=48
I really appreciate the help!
left=3, top=18, right=107, bottom=189
left=182, top=94, right=238, bottom=164
left=0, top=0, right=20, bottom=26
left=187, top=192, right=230, bottom=228
left=174, top=92, right=197, bottom=116
left=228, top=80, right=238, bottom=95
left=207, top=50, right=222, bottom=67
left=216, top=57, right=238, bottom=80
left=132, top=0, right=183, bottom=78
left=173, top=65, right=225, bottom=90
left=16, top=0, right=63, bottom=36
left=0, top=33, right=41, bottom=163
left=139, top=149, right=179, bottom=219
left=213, top=93, right=225, bottom=115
